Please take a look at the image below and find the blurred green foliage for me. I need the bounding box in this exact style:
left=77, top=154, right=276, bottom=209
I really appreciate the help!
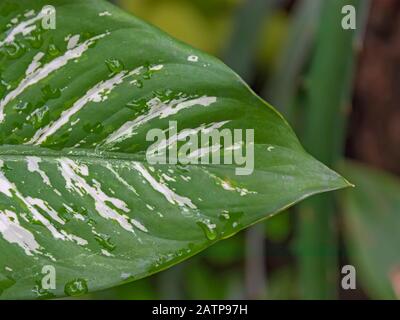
left=342, top=162, right=400, bottom=300
left=119, top=0, right=241, bottom=54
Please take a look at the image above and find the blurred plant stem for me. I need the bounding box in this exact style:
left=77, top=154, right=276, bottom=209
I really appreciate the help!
left=245, top=224, right=267, bottom=299
left=223, top=0, right=275, bottom=82
left=158, top=264, right=184, bottom=300
left=265, top=0, right=323, bottom=120
left=295, top=0, right=365, bottom=299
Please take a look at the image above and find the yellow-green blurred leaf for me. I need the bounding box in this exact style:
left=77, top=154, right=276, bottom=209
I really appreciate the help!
left=342, top=161, right=400, bottom=299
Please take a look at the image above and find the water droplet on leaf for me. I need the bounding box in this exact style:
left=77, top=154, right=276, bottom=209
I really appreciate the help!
left=31, top=106, right=50, bottom=129
left=105, top=58, right=124, bottom=75
left=5, top=41, right=26, bottom=59
left=95, top=234, right=116, bottom=252
left=220, top=211, right=244, bottom=238
left=32, top=281, right=55, bottom=299
left=64, top=278, right=88, bottom=297
left=14, top=101, right=33, bottom=114
left=47, top=43, right=61, bottom=57
left=197, top=220, right=218, bottom=241
left=41, top=84, right=61, bottom=100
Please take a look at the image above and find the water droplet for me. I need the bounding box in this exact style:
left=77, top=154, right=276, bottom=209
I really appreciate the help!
left=154, top=89, right=175, bottom=100
left=197, top=220, right=218, bottom=241
left=92, top=122, right=103, bottom=134
left=105, top=58, right=124, bottom=75
left=57, top=207, right=71, bottom=222
left=88, top=218, right=97, bottom=227
left=5, top=41, right=26, bottom=59
left=47, top=43, right=61, bottom=57
left=31, top=106, right=50, bottom=129
left=188, top=55, right=199, bottom=62
left=219, top=212, right=230, bottom=221
left=83, top=122, right=104, bottom=134
left=32, top=281, right=55, bottom=299
left=78, top=207, right=89, bottom=216
left=131, top=79, right=143, bottom=88
left=220, top=211, right=244, bottom=238
left=14, top=101, right=33, bottom=114
left=7, top=78, right=19, bottom=90
left=95, top=234, right=116, bottom=252
left=126, top=98, right=147, bottom=113
left=41, top=84, right=61, bottom=100
left=142, top=72, right=152, bottom=80
left=64, top=278, right=88, bottom=297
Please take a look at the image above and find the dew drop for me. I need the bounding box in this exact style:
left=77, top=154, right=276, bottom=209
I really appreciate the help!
left=197, top=220, right=218, bottom=241
left=14, top=101, right=33, bottom=114
left=219, top=212, right=230, bottom=221
left=31, top=106, right=50, bottom=129
left=154, top=89, right=175, bottom=100
left=92, top=122, right=104, bottom=134
left=64, top=278, right=88, bottom=297
left=131, top=79, right=143, bottom=88
left=78, top=207, right=89, bottom=216
left=126, top=98, right=147, bottom=113
left=220, top=211, right=244, bottom=238
left=105, top=58, right=124, bottom=75
left=188, top=55, right=199, bottom=62
left=5, top=41, right=26, bottom=59
left=95, top=234, right=116, bottom=252
left=83, top=122, right=104, bottom=134
left=32, top=281, right=55, bottom=299
left=47, top=43, right=61, bottom=57
left=41, top=84, right=61, bottom=100
left=57, top=207, right=71, bottom=222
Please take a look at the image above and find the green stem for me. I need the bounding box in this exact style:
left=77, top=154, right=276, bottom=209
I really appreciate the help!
left=264, top=0, right=323, bottom=120
left=245, top=224, right=267, bottom=299
left=223, top=0, right=274, bottom=82
left=295, top=0, right=364, bottom=299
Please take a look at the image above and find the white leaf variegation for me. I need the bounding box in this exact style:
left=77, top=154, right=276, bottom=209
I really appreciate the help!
left=0, top=0, right=349, bottom=299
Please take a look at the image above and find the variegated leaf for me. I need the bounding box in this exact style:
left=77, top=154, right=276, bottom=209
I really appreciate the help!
left=0, top=0, right=349, bottom=299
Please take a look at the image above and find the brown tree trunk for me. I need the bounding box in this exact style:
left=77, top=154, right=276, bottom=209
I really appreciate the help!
left=347, top=0, right=400, bottom=175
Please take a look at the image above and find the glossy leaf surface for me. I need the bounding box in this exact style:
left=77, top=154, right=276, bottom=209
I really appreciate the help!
left=0, top=0, right=348, bottom=298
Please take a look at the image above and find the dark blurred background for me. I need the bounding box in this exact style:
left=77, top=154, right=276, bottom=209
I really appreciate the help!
left=80, top=0, right=400, bottom=300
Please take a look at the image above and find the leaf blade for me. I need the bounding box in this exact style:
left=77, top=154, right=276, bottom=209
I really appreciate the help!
left=0, top=0, right=349, bottom=299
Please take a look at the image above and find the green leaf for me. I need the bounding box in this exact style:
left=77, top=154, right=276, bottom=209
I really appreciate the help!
left=341, top=161, right=400, bottom=299
left=0, top=0, right=348, bottom=299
